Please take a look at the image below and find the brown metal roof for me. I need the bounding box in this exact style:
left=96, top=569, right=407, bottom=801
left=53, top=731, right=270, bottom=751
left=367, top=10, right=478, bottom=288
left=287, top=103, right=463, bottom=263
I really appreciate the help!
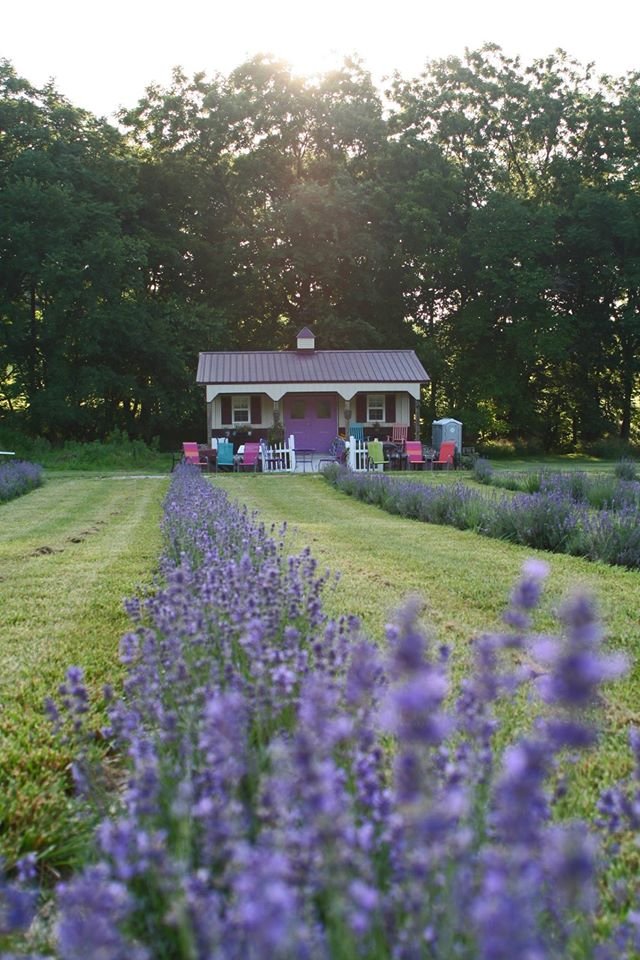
left=196, top=349, right=429, bottom=384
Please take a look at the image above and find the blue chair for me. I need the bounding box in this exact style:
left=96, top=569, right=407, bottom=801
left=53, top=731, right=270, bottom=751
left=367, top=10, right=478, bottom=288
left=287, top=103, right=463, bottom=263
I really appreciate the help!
left=350, top=424, right=365, bottom=441
left=216, top=440, right=235, bottom=472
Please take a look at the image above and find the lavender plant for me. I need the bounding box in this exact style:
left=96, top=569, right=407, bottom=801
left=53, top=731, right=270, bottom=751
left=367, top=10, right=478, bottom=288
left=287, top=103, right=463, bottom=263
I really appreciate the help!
left=5, top=465, right=639, bottom=959
left=0, top=461, right=43, bottom=503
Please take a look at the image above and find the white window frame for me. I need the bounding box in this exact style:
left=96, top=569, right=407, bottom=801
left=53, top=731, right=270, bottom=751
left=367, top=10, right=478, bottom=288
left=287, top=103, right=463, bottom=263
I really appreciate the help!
left=367, top=393, right=385, bottom=422
left=232, top=395, right=250, bottom=424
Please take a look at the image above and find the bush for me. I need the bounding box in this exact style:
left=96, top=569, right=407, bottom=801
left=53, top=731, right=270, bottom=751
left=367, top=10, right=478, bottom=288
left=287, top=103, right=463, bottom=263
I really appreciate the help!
left=614, top=458, right=638, bottom=482
left=0, top=459, right=43, bottom=503
left=471, top=457, right=494, bottom=484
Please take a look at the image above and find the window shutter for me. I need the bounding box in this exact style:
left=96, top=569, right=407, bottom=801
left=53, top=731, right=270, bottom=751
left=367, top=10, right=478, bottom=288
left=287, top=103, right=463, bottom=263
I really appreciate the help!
left=250, top=395, right=262, bottom=424
left=355, top=393, right=367, bottom=422
left=221, top=395, right=232, bottom=425
left=385, top=393, right=396, bottom=423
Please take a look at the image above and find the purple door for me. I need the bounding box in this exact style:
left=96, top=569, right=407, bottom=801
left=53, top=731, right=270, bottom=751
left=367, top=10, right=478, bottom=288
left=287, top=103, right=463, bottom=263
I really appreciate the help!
left=283, top=393, right=337, bottom=452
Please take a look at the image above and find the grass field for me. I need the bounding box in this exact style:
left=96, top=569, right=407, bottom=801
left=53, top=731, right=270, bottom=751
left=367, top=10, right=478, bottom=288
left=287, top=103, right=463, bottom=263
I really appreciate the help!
left=2, top=463, right=640, bottom=899
left=0, top=471, right=167, bottom=871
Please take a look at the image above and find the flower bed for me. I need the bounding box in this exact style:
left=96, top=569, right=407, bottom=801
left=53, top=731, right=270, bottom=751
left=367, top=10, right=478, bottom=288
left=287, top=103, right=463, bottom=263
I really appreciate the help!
left=3, top=465, right=640, bottom=958
left=0, top=459, right=43, bottom=503
left=324, top=466, right=640, bottom=569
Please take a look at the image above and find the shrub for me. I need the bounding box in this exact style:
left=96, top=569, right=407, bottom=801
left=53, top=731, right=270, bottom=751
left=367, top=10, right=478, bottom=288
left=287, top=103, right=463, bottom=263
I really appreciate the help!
left=614, top=458, right=638, bottom=482
left=471, top=457, right=494, bottom=484
left=581, top=507, right=640, bottom=569
left=0, top=459, right=43, bottom=503
left=488, top=490, right=584, bottom=553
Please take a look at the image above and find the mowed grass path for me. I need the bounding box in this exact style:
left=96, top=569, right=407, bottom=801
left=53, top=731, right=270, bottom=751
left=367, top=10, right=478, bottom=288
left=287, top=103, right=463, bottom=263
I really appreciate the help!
left=0, top=472, right=167, bottom=869
left=216, top=473, right=640, bottom=825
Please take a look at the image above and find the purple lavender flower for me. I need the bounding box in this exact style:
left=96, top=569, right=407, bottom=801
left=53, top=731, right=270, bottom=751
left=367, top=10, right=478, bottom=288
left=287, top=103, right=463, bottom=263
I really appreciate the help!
left=56, top=865, right=149, bottom=960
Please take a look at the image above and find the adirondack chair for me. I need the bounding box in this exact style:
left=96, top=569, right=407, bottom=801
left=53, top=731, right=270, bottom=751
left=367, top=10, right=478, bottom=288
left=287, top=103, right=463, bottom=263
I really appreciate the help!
left=182, top=442, right=208, bottom=469
left=405, top=441, right=426, bottom=469
left=318, top=437, right=347, bottom=470
left=367, top=440, right=389, bottom=471
left=215, top=440, right=235, bottom=472
left=386, top=424, right=408, bottom=446
left=349, top=424, right=365, bottom=441
left=433, top=440, right=456, bottom=470
left=236, top=442, right=260, bottom=471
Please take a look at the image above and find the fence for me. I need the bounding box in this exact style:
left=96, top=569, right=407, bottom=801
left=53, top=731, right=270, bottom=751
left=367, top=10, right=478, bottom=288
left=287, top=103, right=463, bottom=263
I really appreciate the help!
left=260, top=435, right=296, bottom=473
left=347, top=437, right=369, bottom=472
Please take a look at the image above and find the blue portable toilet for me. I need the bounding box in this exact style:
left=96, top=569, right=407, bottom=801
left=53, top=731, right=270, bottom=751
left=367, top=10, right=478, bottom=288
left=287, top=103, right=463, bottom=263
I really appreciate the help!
left=432, top=418, right=462, bottom=454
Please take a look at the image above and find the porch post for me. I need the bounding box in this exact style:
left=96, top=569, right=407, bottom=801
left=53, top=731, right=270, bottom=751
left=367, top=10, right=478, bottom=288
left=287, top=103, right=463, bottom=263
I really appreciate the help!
left=273, top=399, right=281, bottom=435
left=414, top=397, right=421, bottom=440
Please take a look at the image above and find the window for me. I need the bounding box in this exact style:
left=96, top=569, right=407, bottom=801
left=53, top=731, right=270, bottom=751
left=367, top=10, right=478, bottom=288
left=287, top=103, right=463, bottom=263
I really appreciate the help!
left=232, top=395, right=250, bottom=423
left=291, top=399, right=306, bottom=419
left=316, top=399, right=331, bottom=419
left=367, top=394, right=385, bottom=422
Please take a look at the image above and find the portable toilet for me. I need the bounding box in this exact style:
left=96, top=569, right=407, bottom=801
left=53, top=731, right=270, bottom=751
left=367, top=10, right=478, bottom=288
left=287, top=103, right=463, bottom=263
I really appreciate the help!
left=432, top=418, right=462, bottom=454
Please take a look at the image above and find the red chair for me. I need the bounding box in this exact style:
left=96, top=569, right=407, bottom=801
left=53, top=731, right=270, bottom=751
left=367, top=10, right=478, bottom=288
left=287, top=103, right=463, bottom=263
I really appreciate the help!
left=182, top=442, right=208, bottom=469
left=433, top=440, right=456, bottom=470
left=405, top=441, right=425, bottom=469
left=236, top=442, right=260, bottom=471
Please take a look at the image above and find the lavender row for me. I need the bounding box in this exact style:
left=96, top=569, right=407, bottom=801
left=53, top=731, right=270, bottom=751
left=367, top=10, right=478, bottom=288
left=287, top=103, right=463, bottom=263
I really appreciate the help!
left=0, top=460, right=43, bottom=503
left=324, top=466, right=640, bottom=569
left=3, top=464, right=640, bottom=958
left=473, top=458, right=640, bottom=513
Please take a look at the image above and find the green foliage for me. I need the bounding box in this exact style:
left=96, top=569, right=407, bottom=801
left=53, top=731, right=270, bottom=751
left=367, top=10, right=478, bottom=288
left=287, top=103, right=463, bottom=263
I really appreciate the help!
left=0, top=426, right=171, bottom=470
left=614, top=458, right=638, bottom=481
left=2, top=48, right=640, bottom=449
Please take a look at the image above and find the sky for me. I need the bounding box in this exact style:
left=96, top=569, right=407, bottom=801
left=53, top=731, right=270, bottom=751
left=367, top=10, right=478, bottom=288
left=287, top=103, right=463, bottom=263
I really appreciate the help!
left=3, top=0, right=640, bottom=120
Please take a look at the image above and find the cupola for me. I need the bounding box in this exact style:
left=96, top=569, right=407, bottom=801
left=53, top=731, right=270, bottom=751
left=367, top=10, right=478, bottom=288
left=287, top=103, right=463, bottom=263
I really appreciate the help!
left=296, top=326, right=315, bottom=352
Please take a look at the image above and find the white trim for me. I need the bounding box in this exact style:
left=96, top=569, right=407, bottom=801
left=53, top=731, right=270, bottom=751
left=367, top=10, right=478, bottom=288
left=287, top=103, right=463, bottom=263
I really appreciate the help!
left=206, top=381, right=422, bottom=402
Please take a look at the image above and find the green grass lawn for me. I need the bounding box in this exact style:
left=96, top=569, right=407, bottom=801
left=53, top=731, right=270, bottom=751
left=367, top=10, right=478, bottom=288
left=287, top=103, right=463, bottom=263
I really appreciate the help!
left=0, top=470, right=168, bottom=872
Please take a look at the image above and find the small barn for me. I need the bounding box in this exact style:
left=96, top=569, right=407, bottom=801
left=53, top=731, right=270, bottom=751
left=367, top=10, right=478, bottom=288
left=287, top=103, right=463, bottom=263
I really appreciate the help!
left=196, top=328, right=429, bottom=453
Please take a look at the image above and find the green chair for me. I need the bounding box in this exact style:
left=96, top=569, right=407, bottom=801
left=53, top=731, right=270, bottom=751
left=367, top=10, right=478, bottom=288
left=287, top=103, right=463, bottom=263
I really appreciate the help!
left=367, top=440, right=388, bottom=471
left=216, top=440, right=235, bottom=472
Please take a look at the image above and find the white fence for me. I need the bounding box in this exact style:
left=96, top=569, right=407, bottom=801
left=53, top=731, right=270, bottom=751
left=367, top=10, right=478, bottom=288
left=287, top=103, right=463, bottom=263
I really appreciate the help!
left=347, top=437, right=369, bottom=472
left=261, top=435, right=296, bottom=473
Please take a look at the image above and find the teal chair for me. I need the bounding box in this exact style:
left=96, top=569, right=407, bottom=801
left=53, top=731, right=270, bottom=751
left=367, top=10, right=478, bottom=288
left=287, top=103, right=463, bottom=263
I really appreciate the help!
left=216, top=440, right=235, bottom=472
left=350, top=424, right=365, bottom=441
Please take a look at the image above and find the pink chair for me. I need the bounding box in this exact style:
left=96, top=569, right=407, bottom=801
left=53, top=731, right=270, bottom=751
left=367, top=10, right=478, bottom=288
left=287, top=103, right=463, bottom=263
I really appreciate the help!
left=236, top=442, right=260, bottom=471
left=387, top=424, right=408, bottom=447
left=405, top=441, right=426, bottom=469
left=182, top=442, right=208, bottom=469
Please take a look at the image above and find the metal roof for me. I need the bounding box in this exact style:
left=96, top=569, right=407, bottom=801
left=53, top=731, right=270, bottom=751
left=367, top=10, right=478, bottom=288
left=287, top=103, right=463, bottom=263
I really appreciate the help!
left=197, top=349, right=429, bottom=385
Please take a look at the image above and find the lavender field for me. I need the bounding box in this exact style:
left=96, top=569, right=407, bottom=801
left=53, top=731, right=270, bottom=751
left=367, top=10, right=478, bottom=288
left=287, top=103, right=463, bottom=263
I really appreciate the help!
left=3, top=464, right=640, bottom=959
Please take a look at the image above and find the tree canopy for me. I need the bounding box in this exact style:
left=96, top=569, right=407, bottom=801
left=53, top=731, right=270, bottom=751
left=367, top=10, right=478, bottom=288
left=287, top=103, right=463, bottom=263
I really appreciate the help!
left=1, top=47, right=639, bottom=448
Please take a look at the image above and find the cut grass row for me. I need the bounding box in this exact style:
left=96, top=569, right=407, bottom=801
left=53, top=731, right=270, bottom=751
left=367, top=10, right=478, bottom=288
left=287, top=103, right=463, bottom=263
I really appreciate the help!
left=0, top=472, right=167, bottom=871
